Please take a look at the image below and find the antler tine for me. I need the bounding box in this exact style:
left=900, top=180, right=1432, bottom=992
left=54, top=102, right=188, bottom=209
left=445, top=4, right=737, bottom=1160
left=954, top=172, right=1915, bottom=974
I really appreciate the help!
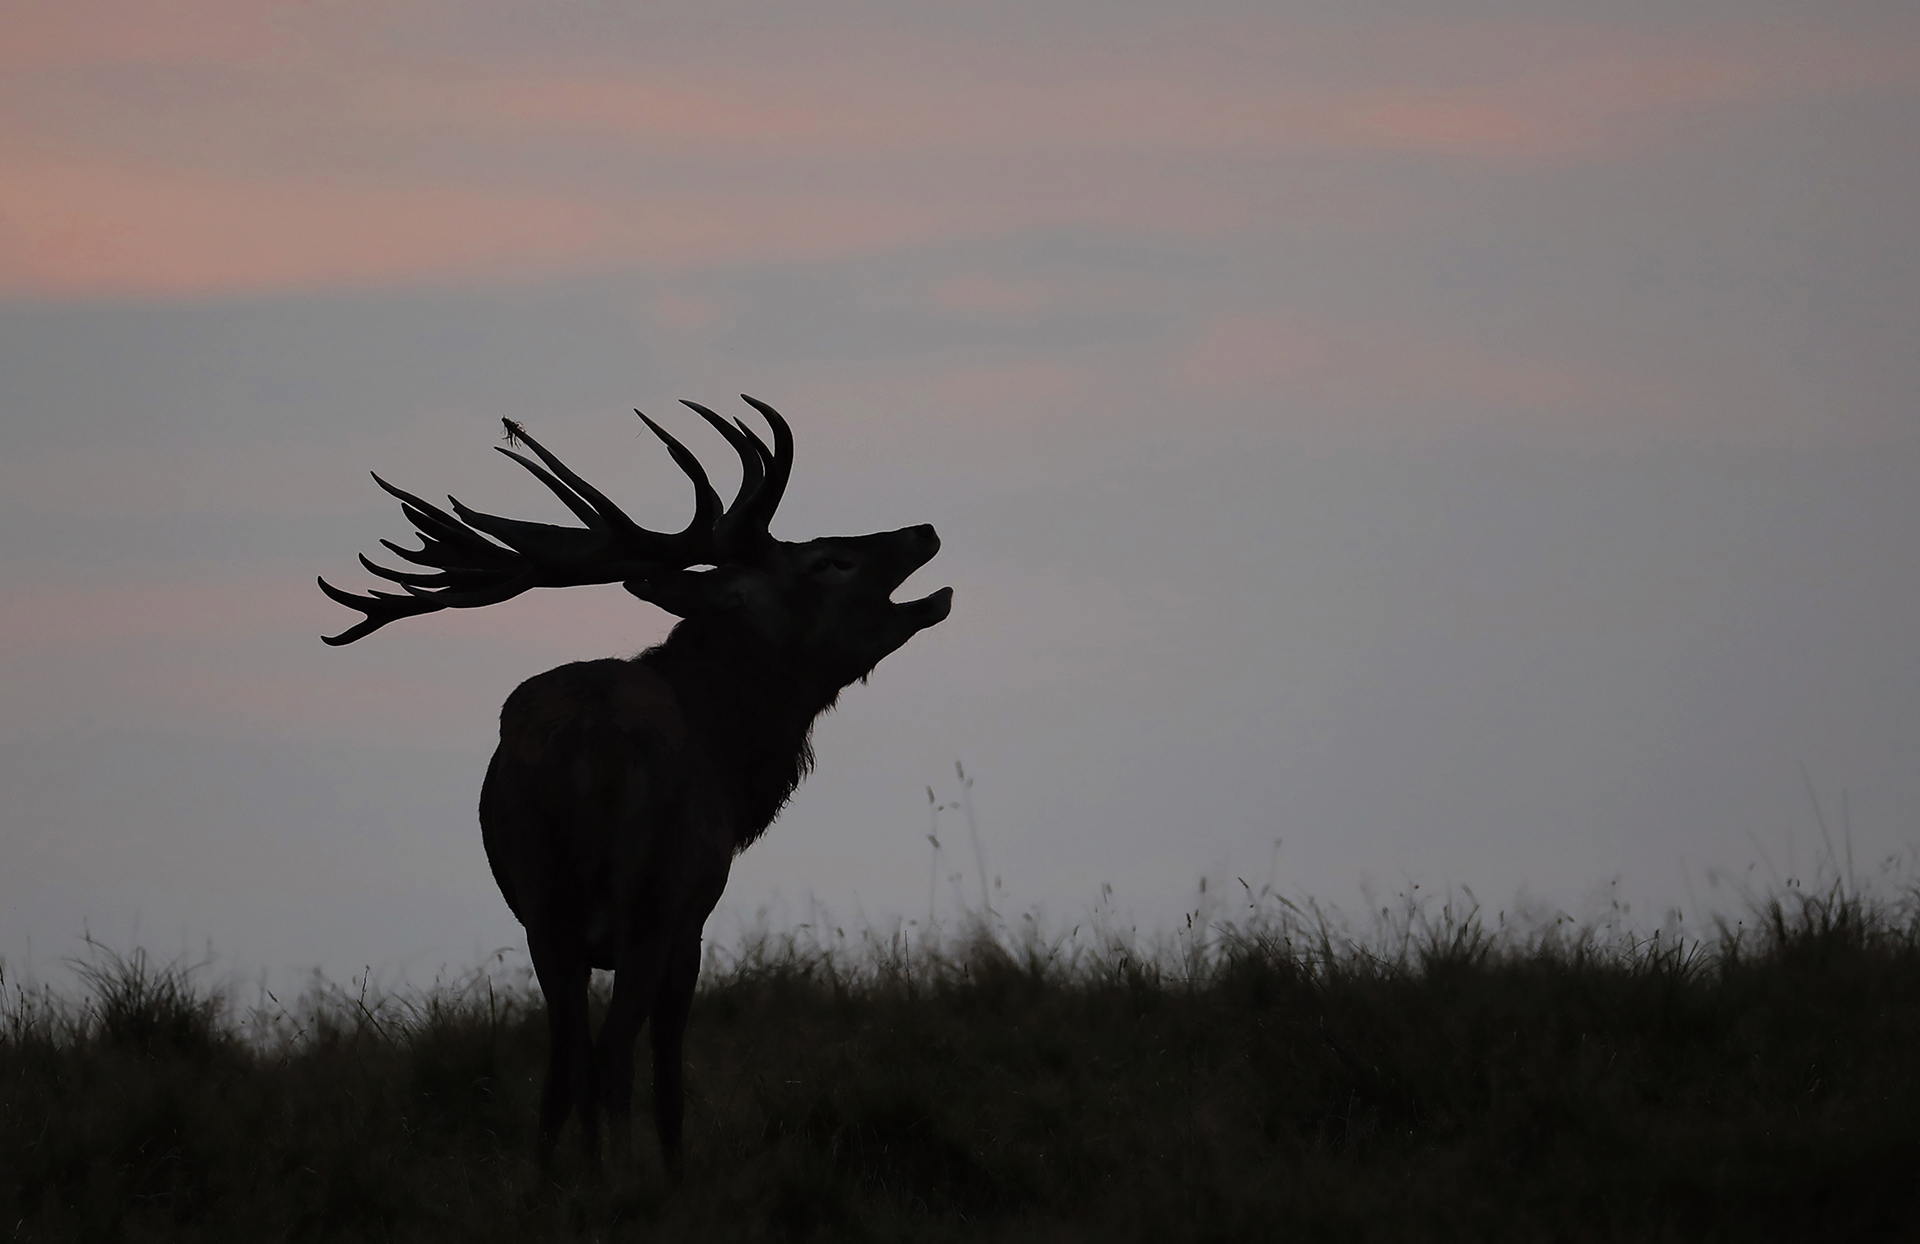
left=495, top=447, right=607, bottom=530
left=445, top=493, right=613, bottom=565
left=637, top=412, right=724, bottom=557
left=450, top=415, right=723, bottom=568
left=399, top=572, right=541, bottom=610
left=358, top=552, right=452, bottom=588
left=735, top=394, right=794, bottom=534
left=318, top=576, right=452, bottom=646
left=491, top=419, right=635, bottom=535
left=371, top=474, right=506, bottom=555
left=377, top=536, right=510, bottom=573
left=683, top=397, right=789, bottom=556
left=681, top=400, right=764, bottom=504
left=731, top=417, right=772, bottom=470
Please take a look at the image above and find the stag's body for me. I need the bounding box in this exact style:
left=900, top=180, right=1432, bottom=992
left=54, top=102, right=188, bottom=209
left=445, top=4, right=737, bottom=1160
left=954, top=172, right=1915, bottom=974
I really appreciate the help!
left=480, top=653, right=729, bottom=1171
left=478, top=551, right=936, bottom=1169
left=321, top=398, right=949, bottom=1175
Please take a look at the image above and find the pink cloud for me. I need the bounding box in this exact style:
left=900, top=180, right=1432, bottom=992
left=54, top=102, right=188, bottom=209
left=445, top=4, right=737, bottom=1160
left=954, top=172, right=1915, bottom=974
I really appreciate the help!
left=347, top=20, right=1920, bottom=164
left=2, top=9, right=1914, bottom=296
left=0, top=151, right=955, bottom=296
left=0, top=0, right=289, bottom=71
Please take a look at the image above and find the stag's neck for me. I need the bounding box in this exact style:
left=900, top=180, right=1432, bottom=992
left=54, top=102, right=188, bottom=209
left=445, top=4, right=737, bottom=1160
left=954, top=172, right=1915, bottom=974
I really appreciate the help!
left=640, top=621, right=842, bottom=850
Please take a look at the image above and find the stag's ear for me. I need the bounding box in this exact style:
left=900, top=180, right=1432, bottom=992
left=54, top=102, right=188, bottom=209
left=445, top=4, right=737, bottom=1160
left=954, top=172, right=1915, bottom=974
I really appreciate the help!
left=624, top=566, right=777, bottom=620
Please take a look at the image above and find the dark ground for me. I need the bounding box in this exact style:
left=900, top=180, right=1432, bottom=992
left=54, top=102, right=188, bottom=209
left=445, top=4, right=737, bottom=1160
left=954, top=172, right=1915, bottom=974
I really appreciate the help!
left=4, top=887, right=1917, bottom=1242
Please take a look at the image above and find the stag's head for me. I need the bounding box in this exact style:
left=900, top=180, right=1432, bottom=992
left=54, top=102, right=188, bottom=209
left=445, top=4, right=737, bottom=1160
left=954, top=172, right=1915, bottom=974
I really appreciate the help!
left=625, top=523, right=948, bottom=687
left=319, top=397, right=951, bottom=679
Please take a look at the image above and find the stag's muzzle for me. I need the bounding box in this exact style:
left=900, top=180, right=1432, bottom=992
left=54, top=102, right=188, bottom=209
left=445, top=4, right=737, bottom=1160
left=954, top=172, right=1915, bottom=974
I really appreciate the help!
left=885, top=525, right=951, bottom=629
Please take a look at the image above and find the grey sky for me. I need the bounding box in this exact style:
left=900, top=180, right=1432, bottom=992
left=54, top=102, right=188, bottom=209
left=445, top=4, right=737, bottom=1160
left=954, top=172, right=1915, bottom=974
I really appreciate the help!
left=2, top=0, right=1916, bottom=988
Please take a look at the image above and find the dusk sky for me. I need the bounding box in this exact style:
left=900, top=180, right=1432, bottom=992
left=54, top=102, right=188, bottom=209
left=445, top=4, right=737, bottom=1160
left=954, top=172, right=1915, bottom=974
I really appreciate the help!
left=4, top=0, right=1917, bottom=989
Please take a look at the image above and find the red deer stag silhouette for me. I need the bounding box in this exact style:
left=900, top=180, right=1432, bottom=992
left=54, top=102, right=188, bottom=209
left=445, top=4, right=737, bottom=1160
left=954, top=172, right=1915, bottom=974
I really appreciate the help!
left=319, top=396, right=951, bottom=1175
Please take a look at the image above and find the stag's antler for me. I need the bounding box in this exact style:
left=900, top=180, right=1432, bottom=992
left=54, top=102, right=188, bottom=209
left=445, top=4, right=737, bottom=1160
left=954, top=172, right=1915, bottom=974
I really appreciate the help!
left=318, top=396, right=793, bottom=645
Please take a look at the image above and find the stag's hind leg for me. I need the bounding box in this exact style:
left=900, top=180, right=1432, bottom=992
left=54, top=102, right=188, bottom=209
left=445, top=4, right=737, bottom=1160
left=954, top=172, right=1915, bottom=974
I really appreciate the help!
left=596, top=933, right=670, bottom=1164
left=528, top=933, right=596, bottom=1172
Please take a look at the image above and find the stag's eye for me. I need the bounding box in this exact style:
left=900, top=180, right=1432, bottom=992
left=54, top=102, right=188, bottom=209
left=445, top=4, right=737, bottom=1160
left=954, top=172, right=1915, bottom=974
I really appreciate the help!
left=811, top=556, right=856, bottom=575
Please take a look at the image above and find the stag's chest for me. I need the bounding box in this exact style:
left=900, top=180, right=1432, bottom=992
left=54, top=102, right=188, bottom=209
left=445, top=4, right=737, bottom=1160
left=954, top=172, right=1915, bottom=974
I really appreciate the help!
left=571, top=752, right=733, bottom=965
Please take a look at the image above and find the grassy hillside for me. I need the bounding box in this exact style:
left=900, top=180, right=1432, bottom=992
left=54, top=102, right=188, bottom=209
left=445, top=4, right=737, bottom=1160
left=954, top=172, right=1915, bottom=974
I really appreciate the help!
left=4, top=886, right=1917, bottom=1242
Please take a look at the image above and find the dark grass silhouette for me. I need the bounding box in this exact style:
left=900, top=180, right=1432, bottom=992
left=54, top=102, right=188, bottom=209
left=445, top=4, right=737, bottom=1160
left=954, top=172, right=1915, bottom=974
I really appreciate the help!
left=5, top=884, right=1917, bottom=1242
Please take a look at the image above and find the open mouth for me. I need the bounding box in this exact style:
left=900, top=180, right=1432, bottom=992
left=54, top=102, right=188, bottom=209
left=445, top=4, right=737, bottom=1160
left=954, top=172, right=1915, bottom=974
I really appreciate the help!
left=897, top=585, right=954, bottom=627
left=880, top=525, right=947, bottom=626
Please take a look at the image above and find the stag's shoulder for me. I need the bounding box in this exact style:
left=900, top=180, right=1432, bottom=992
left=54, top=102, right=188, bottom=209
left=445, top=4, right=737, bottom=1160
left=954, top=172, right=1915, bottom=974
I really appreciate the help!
left=497, top=658, right=687, bottom=765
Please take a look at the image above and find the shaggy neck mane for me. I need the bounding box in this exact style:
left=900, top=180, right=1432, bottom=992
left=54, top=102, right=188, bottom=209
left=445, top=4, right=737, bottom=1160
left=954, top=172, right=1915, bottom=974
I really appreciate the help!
left=639, top=615, right=845, bottom=850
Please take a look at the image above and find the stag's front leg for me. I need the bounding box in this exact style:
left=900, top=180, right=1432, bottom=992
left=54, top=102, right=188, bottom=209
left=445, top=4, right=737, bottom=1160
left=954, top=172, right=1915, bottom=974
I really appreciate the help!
left=649, top=929, right=702, bottom=1181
